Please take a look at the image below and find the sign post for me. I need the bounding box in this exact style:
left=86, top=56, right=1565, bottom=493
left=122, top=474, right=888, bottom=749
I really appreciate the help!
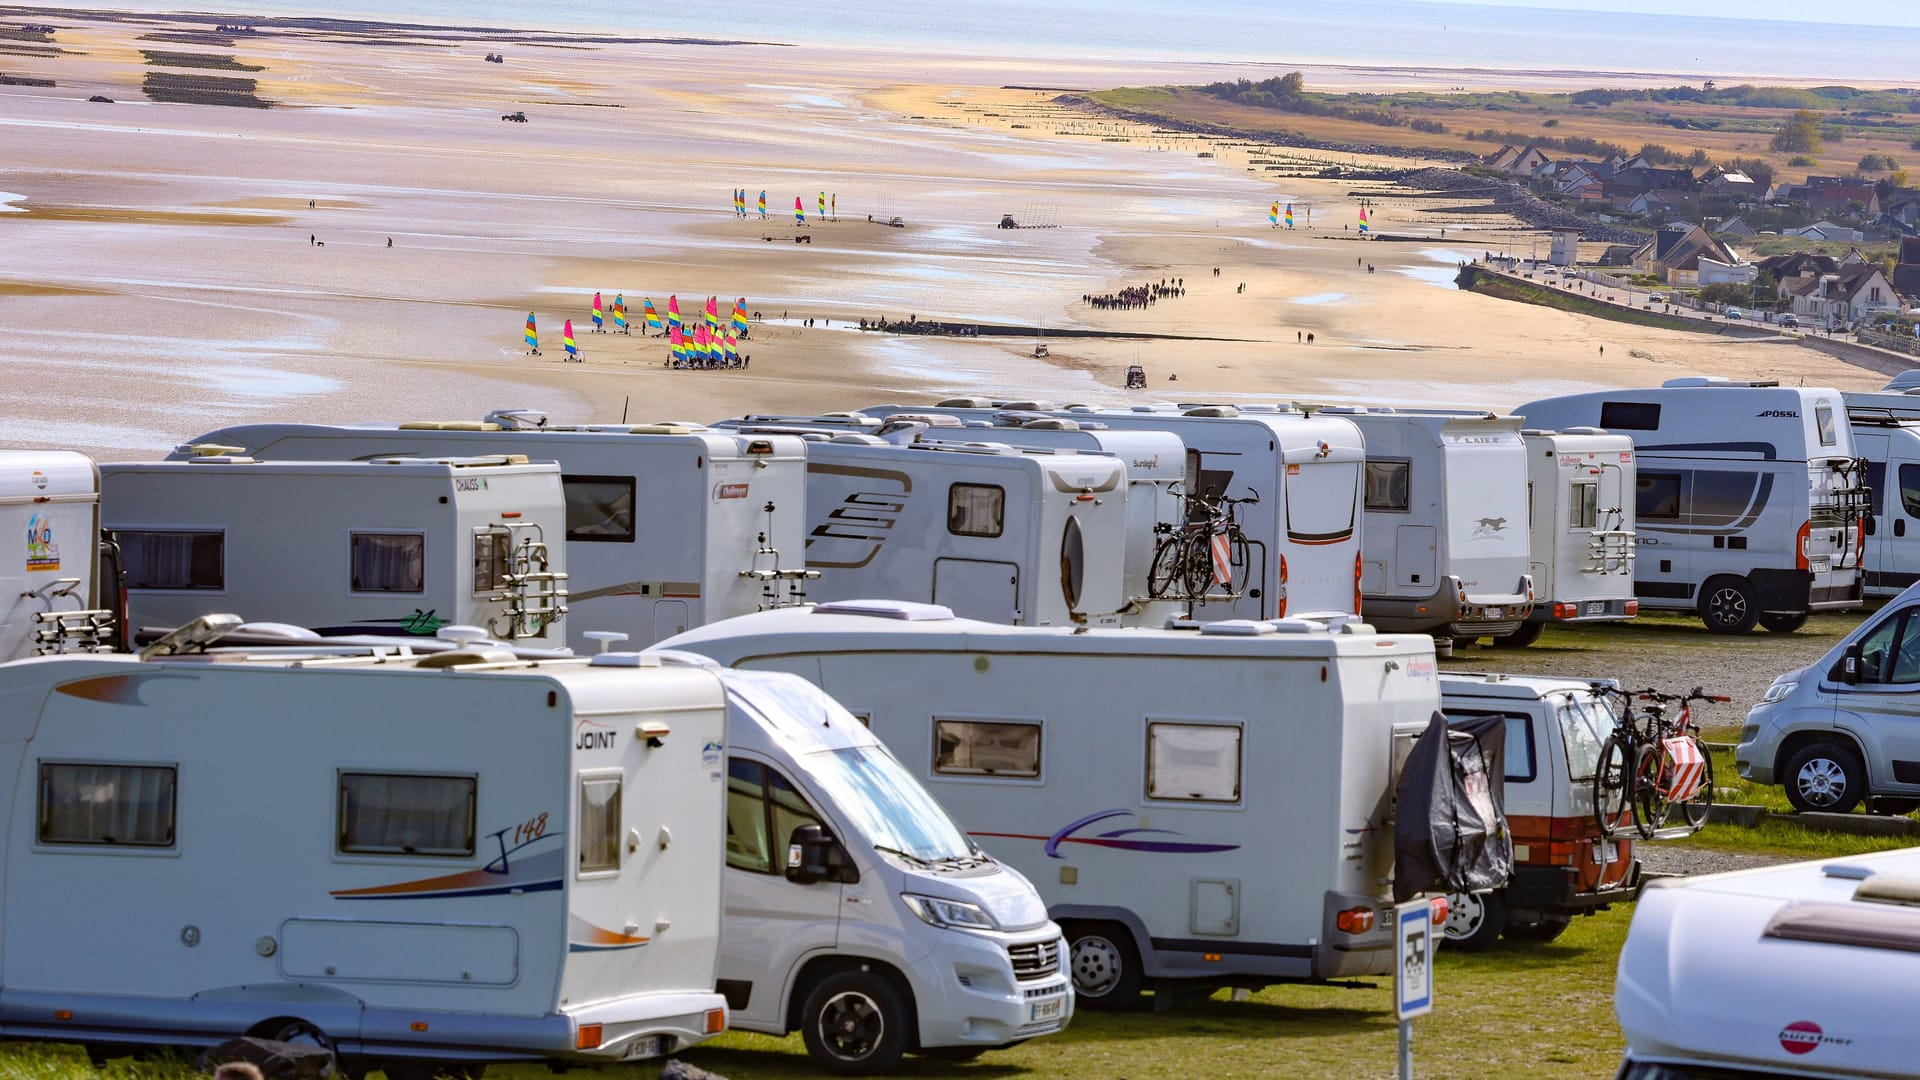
left=1395, top=899, right=1435, bottom=1080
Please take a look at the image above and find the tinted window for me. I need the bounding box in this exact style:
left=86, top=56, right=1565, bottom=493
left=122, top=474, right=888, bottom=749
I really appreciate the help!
left=338, top=773, right=476, bottom=857
left=1636, top=472, right=1682, bottom=520
left=351, top=533, right=424, bottom=593
left=473, top=528, right=512, bottom=593
left=563, top=475, right=635, bottom=542
left=1816, top=405, right=1837, bottom=447
left=1690, top=471, right=1758, bottom=520
left=947, top=484, right=1005, bottom=538
left=1901, top=464, right=1920, bottom=519
left=39, top=763, right=176, bottom=847
left=119, top=530, right=224, bottom=590
left=1364, top=460, right=1411, bottom=511
left=725, top=758, right=773, bottom=873
left=1599, top=401, right=1661, bottom=430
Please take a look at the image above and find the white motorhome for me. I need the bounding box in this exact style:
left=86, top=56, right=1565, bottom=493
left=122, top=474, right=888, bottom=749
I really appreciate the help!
left=1, top=451, right=120, bottom=659
left=656, top=601, right=1443, bottom=1007
left=0, top=620, right=730, bottom=1073
left=170, top=412, right=811, bottom=649
left=102, top=456, right=569, bottom=645
left=1617, top=848, right=1920, bottom=1078
left=861, top=400, right=1368, bottom=618
left=1841, top=391, right=1920, bottom=597
left=1518, top=379, right=1869, bottom=633
left=798, top=439, right=1128, bottom=626
left=1494, top=429, right=1638, bottom=647
left=1316, top=407, right=1535, bottom=642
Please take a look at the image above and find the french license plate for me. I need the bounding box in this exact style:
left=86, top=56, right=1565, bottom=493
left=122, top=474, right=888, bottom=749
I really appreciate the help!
left=1483, top=607, right=1503, bottom=620
left=1030, top=997, right=1064, bottom=1023
left=1585, top=601, right=1605, bottom=616
left=1811, top=558, right=1831, bottom=572
left=621, top=1036, right=663, bottom=1060
left=1594, top=839, right=1616, bottom=866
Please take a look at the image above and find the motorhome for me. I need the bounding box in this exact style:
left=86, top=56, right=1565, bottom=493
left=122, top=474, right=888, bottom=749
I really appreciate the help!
left=656, top=601, right=1444, bottom=1007
left=1617, top=848, right=1920, bottom=1078
left=797, top=438, right=1128, bottom=626
left=1, top=451, right=120, bottom=659
left=1438, top=673, right=1639, bottom=948
left=1496, top=429, right=1638, bottom=647
left=860, top=400, right=1368, bottom=619
left=1518, top=379, right=1868, bottom=633
left=101, top=456, right=569, bottom=645
left=0, top=619, right=730, bottom=1073
left=1314, top=407, right=1535, bottom=642
left=168, top=412, right=811, bottom=649
left=1841, top=391, right=1920, bottom=597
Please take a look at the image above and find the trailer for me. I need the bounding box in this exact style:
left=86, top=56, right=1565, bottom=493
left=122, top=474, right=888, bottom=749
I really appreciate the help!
left=102, top=455, right=569, bottom=645
left=1841, top=391, right=1920, bottom=598
left=1491, top=429, right=1638, bottom=647
left=1518, top=378, right=1868, bottom=633
left=1, top=451, right=120, bottom=659
left=860, top=400, right=1367, bottom=618
left=169, top=411, right=811, bottom=649
left=657, top=601, right=1443, bottom=1006
left=0, top=618, right=729, bottom=1073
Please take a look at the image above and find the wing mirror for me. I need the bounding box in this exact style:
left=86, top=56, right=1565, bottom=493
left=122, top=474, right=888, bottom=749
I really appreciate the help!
left=785, top=824, right=859, bottom=885
left=1839, top=641, right=1864, bottom=686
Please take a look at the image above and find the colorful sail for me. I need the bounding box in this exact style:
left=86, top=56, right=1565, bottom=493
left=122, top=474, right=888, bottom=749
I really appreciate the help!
left=831, top=193, right=836, bottom=219
left=694, top=321, right=710, bottom=363
left=1359, top=205, right=1369, bottom=235
left=731, top=297, right=749, bottom=337
left=795, top=196, right=804, bottom=224
left=563, top=319, right=578, bottom=360
left=818, top=191, right=826, bottom=219
left=524, top=312, right=537, bottom=351
left=670, top=323, right=686, bottom=364
left=1285, top=203, right=1294, bottom=228
left=643, top=298, right=663, bottom=334
left=591, top=292, right=604, bottom=331
left=612, top=294, right=628, bottom=333
left=1269, top=202, right=1278, bottom=226
left=667, top=295, right=682, bottom=335
left=724, top=327, right=739, bottom=364
left=758, top=190, right=767, bottom=218
left=704, top=295, right=721, bottom=336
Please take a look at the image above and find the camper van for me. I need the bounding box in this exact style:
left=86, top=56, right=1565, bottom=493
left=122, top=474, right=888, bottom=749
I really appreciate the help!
left=798, top=439, right=1128, bottom=626
left=718, top=413, right=1186, bottom=622
left=1518, top=379, right=1869, bottom=634
left=1841, top=391, right=1920, bottom=597
left=656, top=601, right=1443, bottom=1006
left=1438, top=673, right=1638, bottom=948
left=2, top=451, right=120, bottom=659
left=861, top=401, right=1368, bottom=619
left=1496, top=429, right=1638, bottom=646
left=0, top=620, right=730, bottom=1072
left=1617, top=848, right=1920, bottom=1078
left=101, top=456, right=569, bottom=645
left=1313, top=408, right=1534, bottom=641
left=169, top=412, right=811, bottom=649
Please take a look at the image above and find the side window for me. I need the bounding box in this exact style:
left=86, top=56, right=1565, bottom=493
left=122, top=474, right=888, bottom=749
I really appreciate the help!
left=1503, top=715, right=1537, bottom=783
left=948, top=484, right=1005, bottom=538
left=577, top=774, right=622, bottom=874
left=473, top=528, right=512, bottom=594
left=1855, top=612, right=1906, bottom=685
left=1146, top=722, right=1242, bottom=803
left=1599, top=401, right=1660, bottom=430
left=1866, top=460, right=1886, bottom=517
left=338, top=772, right=476, bottom=857
left=563, top=475, right=636, bottom=542
left=1900, top=464, right=1920, bottom=519
left=1569, top=481, right=1599, bottom=530
left=1690, top=471, right=1757, bottom=521
left=725, top=758, right=773, bottom=873
left=1816, top=405, right=1837, bottom=447
left=351, top=533, right=424, bottom=593
left=768, top=770, right=823, bottom=859
left=1889, top=613, right=1920, bottom=686
left=1636, top=472, right=1682, bottom=520
left=1364, top=460, right=1411, bottom=512
left=933, top=719, right=1041, bottom=778
left=38, top=762, right=176, bottom=847
left=119, top=530, right=224, bottom=590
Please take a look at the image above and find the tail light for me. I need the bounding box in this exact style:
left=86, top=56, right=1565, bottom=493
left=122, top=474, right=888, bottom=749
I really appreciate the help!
left=705, top=1008, right=727, bottom=1035
left=1796, top=520, right=1811, bottom=571
left=1336, top=906, right=1377, bottom=934
left=1428, top=896, right=1449, bottom=925
left=1454, top=579, right=1468, bottom=607
left=1523, top=574, right=1535, bottom=604
left=1354, top=552, right=1364, bottom=616
left=577, top=1024, right=604, bottom=1050
left=1626, top=600, right=1639, bottom=615
left=1554, top=602, right=1574, bottom=619
left=1278, top=555, right=1288, bottom=618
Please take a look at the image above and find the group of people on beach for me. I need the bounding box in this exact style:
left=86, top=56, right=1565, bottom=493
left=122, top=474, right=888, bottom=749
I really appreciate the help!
left=667, top=353, right=750, bottom=370
left=1084, top=278, right=1186, bottom=310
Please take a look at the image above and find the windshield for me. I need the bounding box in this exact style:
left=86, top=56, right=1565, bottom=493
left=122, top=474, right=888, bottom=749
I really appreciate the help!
left=1557, top=694, right=1616, bottom=782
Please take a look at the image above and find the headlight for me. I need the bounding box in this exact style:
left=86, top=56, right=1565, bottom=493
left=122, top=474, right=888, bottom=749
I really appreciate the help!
left=1760, top=680, right=1797, bottom=705
left=902, top=893, right=999, bottom=931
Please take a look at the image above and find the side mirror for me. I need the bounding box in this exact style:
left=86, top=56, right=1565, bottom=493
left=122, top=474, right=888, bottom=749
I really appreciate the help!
left=785, top=824, right=858, bottom=885
left=1840, top=642, right=1864, bottom=686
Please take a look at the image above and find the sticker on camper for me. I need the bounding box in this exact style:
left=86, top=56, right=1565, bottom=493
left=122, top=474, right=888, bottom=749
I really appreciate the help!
left=1286, top=464, right=1300, bottom=476
left=716, top=482, right=750, bottom=501
left=1778, top=1021, right=1851, bottom=1056
left=30, top=470, right=47, bottom=491
left=455, top=477, right=490, bottom=492
left=1469, top=516, right=1510, bottom=540
left=25, top=513, right=59, bottom=572
left=703, top=739, right=724, bottom=779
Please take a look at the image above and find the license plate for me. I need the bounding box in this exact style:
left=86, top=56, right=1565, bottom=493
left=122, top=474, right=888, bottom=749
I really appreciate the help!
left=1484, top=607, right=1503, bottom=619
left=1030, top=997, right=1064, bottom=1022
left=1585, top=601, right=1605, bottom=615
left=1811, top=558, right=1831, bottom=572
left=621, top=1036, right=663, bottom=1060
left=1594, top=839, right=1616, bottom=866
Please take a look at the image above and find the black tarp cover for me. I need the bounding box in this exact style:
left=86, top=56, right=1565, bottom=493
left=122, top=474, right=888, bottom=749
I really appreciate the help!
left=1393, top=711, right=1514, bottom=902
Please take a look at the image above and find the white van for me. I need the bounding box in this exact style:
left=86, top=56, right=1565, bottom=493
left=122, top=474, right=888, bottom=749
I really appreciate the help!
left=1841, top=392, right=1920, bottom=597
left=170, top=412, right=811, bottom=650
left=1518, top=378, right=1869, bottom=633
left=1617, top=848, right=1920, bottom=1078
left=102, top=456, right=569, bottom=645
left=1494, top=429, right=1638, bottom=647
left=1, top=451, right=120, bottom=659
left=657, top=601, right=1442, bottom=1007
left=0, top=619, right=730, bottom=1073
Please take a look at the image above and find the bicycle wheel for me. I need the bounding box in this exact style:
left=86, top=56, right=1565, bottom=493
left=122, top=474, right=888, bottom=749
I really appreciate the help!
left=1680, top=738, right=1715, bottom=832
left=1592, top=733, right=1631, bottom=838
left=1148, top=537, right=1183, bottom=599
left=1632, top=742, right=1674, bottom=840
left=1181, top=533, right=1216, bottom=600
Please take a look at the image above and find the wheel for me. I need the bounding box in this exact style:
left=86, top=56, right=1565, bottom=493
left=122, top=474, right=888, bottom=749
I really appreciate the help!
left=1870, top=797, right=1920, bottom=816
left=1181, top=534, right=1216, bottom=600
left=1503, top=914, right=1572, bottom=944
left=257, top=1018, right=334, bottom=1053
left=799, top=969, right=911, bottom=1075
left=1631, top=742, right=1675, bottom=839
left=1592, top=733, right=1632, bottom=837
left=1451, top=635, right=1480, bottom=650
left=1441, top=890, right=1507, bottom=950
left=1147, top=537, right=1183, bottom=598
left=1492, top=621, right=1543, bottom=648
left=1679, top=739, right=1715, bottom=832
left=1698, top=576, right=1759, bottom=635
left=1758, top=611, right=1808, bottom=633
left=1783, top=741, right=1866, bottom=814
left=1065, top=922, right=1144, bottom=1010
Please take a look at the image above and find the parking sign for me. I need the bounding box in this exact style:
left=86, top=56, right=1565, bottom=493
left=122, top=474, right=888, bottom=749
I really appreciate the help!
left=1396, top=899, right=1433, bottom=1020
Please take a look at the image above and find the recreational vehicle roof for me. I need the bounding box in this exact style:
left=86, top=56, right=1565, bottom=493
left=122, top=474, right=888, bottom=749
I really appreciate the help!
left=1843, top=390, right=1920, bottom=426
left=174, top=419, right=806, bottom=462
left=1515, top=383, right=1853, bottom=459
left=1440, top=671, right=1611, bottom=702
left=0, top=450, right=96, bottom=503
left=107, top=456, right=553, bottom=478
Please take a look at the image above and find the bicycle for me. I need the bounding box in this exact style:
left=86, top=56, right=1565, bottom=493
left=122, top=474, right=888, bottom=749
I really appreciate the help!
left=1147, top=487, right=1257, bottom=601
left=1591, top=685, right=1726, bottom=840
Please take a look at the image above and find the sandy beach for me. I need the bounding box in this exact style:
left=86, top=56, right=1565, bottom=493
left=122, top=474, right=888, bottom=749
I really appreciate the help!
left=0, top=11, right=1891, bottom=457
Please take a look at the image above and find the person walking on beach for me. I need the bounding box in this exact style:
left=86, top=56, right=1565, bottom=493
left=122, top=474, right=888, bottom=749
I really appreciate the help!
left=387, top=237, right=392, bottom=247
left=1297, top=330, right=1302, bottom=343
left=1307, top=333, right=1315, bottom=344
left=309, top=234, right=314, bottom=245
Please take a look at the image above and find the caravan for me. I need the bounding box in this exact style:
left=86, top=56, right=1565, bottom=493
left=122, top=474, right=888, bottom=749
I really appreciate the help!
left=1518, top=379, right=1869, bottom=633
left=657, top=601, right=1444, bottom=1006
left=169, top=412, right=811, bottom=649
left=1497, top=429, right=1638, bottom=647
left=1841, top=391, right=1920, bottom=597
left=102, top=456, right=569, bottom=645
left=2, top=451, right=120, bottom=659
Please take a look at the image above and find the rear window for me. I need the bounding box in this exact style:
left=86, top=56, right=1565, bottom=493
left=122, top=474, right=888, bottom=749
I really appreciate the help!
left=563, top=476, right=635, bottom=542
left=119, top=530, right=224, bottom=590
left=1599, top=401, right=1661, bottom=430
left=1557, top=697, right=1615, bottom=782
left=1364, top=460, right=1410, bottom=512
left=1816, top=404, right=1836, bottom=447
left=1286, top=461, right=1358, bottom=540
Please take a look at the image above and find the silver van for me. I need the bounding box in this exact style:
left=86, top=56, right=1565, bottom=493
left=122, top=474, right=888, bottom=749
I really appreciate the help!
left=1737, top=579, right=1920, bottom=814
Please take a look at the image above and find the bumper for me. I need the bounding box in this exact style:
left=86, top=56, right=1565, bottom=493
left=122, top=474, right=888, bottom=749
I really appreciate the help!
left=1362, top=580, right=1530, bottom=636
left=1736, top=709, right=1781, bottom=784
left=1506, top=861, right=1640, bottom=917
left=1527, top=597, right=1635, bottom=624
left=912, top=929, right=1073, bottom=1049
left=558, top=991, right=728, bottom=1062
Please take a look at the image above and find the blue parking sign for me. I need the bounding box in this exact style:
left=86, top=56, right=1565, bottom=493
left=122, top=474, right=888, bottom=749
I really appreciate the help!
left=1396, top=899, right=1433, bottom=1020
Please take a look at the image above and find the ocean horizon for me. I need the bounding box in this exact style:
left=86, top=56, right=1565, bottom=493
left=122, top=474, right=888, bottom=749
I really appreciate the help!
left=55, top=0, right=1920, bottom=84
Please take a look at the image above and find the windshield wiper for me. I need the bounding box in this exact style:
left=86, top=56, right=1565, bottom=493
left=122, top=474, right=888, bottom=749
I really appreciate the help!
left=873, top=844, right=934, bottom=868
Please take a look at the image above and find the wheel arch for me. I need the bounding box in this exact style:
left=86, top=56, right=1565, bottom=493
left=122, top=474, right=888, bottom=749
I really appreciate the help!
left=784, top=954, right=921, bottom=1048
left=1050, top=905, right=1155, bottom=974
left=1773, top=728, right=1868, bottom=787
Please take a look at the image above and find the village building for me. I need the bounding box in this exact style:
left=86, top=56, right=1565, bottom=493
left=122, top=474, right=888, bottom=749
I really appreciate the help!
left=1783, top=262, right=1901, bottom=327
left=1630, top=222, right=1749, bottom=286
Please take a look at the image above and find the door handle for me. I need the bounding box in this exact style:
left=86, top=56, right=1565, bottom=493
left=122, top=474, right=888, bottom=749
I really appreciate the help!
left=1898, top=519, right=1907, bottom=538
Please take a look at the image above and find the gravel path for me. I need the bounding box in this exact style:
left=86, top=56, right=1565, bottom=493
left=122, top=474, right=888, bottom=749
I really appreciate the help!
left=1636, top=844, right=1799, bottom=878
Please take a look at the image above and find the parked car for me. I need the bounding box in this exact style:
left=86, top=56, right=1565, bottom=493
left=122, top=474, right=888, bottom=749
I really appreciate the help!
left=1781, top=314, right=1801, bottom=328
left=1725, top=307, right=1745, bottom=320
left=1648, top=293, right=1667, bottom=304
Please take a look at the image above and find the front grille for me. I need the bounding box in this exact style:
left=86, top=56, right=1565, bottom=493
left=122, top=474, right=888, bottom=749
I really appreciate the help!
left=1008, top=938, right=1061, bottom=981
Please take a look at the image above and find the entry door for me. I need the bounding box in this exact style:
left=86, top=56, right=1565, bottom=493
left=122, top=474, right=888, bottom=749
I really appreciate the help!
left=1889, top=461, right=1920, bottom=591
left=934, top=558, right=1020, bottom=622
left=1394, top=526, right=1437, bottom=589
left=652, top=599, right=689, bottom=645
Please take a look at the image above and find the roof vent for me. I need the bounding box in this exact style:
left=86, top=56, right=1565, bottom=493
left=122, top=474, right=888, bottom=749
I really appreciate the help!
left=1000, top=401, right=1055, bottom=412
left=414, top=625, right=516, bottom=668
left=1196, top=619, right=1277, bottom=636
left=186, top=455, right=257, bottom=464
left=185, top=443, right=246, bottom=457
left=829, top=434, right=888, bottom=445
left=485, top=408, right=549, bottom=430
left=398, top=421, right=502, bottom=431
left=1182, top=405, right=1238, bottom=418
left=1023, top=418, right=1080, bottom=430
left=814, top=600, right=955, bottom=621
left=938, top=397, right=994, bottom=409
left=1562, top=426, right=1606, bottom=435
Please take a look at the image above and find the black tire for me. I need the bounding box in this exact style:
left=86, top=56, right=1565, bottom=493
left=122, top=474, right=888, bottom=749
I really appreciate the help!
left=800, top=969, right=911, bottom=1076
left=1147, top=537, right=1183, bottom=599
left=1593, top=733, right=1632, bottom=837
left=1492, top=621, right=1544, bottom=648
left=1758, top=611, right=1809, bottom=633
left=1441, top=890, right=1507, bottom=950
left=1503, top=914, right=1572, bottom=944
left=1181, top=534, right=1215, bottom=600
left=1631, top=742, right=1674, bottom=839
left=1679, top=738, right=1715, bottom=832
left=1699, top=576, right=1759, bottom=635
left=1870, top=797, right=1920, bottom=816
left=1451, top=635, right=1480, bottom=650
left=1783, top=741, right=1866, bottom=814
left=1065, top=922, right=1144, bottom=1010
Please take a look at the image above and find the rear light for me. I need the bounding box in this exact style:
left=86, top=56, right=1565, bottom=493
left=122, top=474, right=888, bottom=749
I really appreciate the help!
left=54, top=1010, right=72, bottom=1021
left=1354, top=552, right=1363, bottom=616
left=1336, top=906, right=1377, bottom=934
left=1625, top=600, right=1639, bottom=616
left=1278, top=555, right=1288, bottom=618
left=1428, top=896, right=1449, bottom=925
left=577, top=1023, right=603, bottom=1050
left=705, top=1008, right=727, bottom=1035
left=1796, top=520, right=1811, bottom=571
left=1554, top=602, right=1574, bottom=619
left=410, top=1021, right=430, bottom=1033
left=1455, top=579, right=1468, bottom=606
left=1523, top=575, right=1535, bottom=604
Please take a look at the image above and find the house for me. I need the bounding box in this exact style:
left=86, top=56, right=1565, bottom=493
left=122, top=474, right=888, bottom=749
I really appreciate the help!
left=1882, top=192, right=1920, bottom=234
left=1894, top=237, right=1920, bottom=302
left=1625, top=190, right=1700, bottom=217
left=1630, top=222, right=1745, bottom=285
left=1597, top=243, right=1639, bottom=267
left=1785, top=262, right=1901, bottom=327
left=1696, top=256, right=1759, bottom=287
left=1606, top=165, right=1697, bottom=201
left=1802, top=176, right=1881, bottom=217
left=1500, top=145, right=1552, bottom=178
left=1700, top=168, right=1759, bottom=198
left=1710, top=216, right=1757, bottom=238
left=1485, top=144, right=1522, bottom=172
left=1785, top=221, right=1865, bottom=243
left=1757, top=251, right=1840, bottom=283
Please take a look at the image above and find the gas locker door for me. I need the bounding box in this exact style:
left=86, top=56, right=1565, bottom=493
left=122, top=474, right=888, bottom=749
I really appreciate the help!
left=934, top=558, right=1020, bottom=622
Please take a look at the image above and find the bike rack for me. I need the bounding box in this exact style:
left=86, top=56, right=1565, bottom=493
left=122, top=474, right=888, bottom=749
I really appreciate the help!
left=740, top=500, right=819, bottom=610
left=489, top=523, right=570, bottom=640
left=31, top=608, right=118, bottom=654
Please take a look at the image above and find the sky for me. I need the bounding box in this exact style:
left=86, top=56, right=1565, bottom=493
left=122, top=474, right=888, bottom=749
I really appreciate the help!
left=1413, top=0, right=1920, bottom=29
